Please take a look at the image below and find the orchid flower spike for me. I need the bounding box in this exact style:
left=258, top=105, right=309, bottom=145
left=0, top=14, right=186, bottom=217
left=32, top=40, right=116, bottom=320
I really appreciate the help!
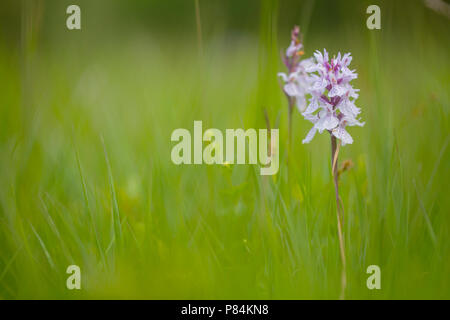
left=301, top=49, right=364, bottom=146
left=278, top=26, right=314, bottom=113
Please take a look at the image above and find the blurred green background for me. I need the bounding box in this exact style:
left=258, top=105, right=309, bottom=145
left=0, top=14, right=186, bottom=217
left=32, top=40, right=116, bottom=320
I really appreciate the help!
left=0, top=0, right=449, bottom=299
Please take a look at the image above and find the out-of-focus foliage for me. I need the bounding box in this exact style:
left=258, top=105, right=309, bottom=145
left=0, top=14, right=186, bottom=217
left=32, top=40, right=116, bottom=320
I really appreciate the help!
left=0, top=0, right=449, bottom=299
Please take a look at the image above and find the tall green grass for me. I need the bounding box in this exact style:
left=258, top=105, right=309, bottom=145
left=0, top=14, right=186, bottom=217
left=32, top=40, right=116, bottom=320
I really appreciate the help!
left=0, top=0, right=449, bottom=299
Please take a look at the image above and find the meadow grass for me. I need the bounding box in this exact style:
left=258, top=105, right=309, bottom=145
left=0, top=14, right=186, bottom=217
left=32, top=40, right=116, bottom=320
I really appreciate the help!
left=0, top=0, right=449, bottom=299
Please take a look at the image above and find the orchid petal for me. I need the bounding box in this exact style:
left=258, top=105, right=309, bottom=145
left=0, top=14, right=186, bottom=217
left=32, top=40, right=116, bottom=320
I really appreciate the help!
left=302, top=126, right=317, bottom=144
left=332, top=127, right=353, bottom=145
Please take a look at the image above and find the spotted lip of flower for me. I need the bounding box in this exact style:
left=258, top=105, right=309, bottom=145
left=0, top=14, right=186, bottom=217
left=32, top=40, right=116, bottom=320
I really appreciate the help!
left=301, top=49, right=364, bottom=146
